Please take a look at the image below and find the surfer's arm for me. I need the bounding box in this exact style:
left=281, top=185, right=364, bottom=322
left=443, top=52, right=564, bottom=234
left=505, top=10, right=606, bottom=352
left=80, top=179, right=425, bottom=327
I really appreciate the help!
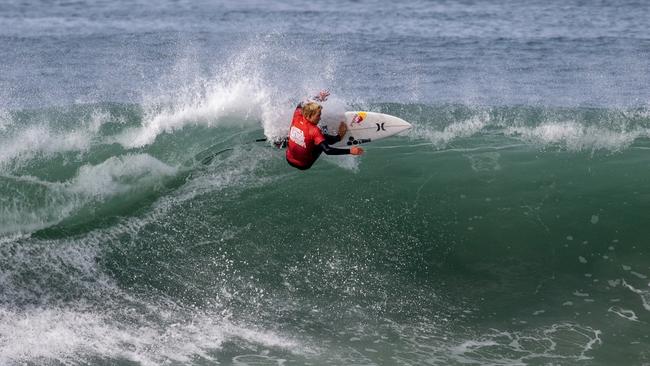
left=323, top=122, right=346, bottom=144
left=324, top=134, right=341, bottom=144
left=318, top=142, right=350, bottom=155
left=313, top=90, right=329, bottom=102
left=319, top=142, right=364, bottom=156
left=296, top=90, right=330, bottom=108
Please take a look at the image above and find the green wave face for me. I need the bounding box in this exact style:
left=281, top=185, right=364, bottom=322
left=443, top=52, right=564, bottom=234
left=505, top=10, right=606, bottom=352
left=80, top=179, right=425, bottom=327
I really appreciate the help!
left=1, top=101, right=649, bottom=365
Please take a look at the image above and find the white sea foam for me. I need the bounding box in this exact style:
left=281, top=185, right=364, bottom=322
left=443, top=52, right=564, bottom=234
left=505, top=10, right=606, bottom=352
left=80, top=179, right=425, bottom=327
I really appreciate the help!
left=364, top=317, right=602, bottom=365
left=407, top=107, right=649, bottom=152
left=466, top=151, right=501, bottom=172
left=505, top=121, right=646, bottom=152
left=0, top=109, right=10, bottom=131
left=0, top=306, right=302, bottom=366
left=69, top=154, right=177, bottom=198
left=623, top=280, right=650, bottom=311
left=111, top=38, right=332, bottom=149
left=0, top=108, right=114, bottom=169
left=449, top=323, right=602, bottom=364
left=0, top=175, right=77, bottom=235
left=0, top=112, right=280, bottom=236
left=412, top=112, right=489, bottom=147
left=0, top=126, right=91, bottom=167
left=0, top=146, right=300, bottom=365
left=116, top=77, right=277, bottom=148
left=0, top=154, right=177, bottom=236
left=607, top=306, right=639, bottom=322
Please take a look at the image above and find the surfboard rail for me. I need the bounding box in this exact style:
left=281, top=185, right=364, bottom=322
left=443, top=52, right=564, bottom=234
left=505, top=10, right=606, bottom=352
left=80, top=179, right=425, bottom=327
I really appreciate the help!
left=331, top=111, right=412, bottom=147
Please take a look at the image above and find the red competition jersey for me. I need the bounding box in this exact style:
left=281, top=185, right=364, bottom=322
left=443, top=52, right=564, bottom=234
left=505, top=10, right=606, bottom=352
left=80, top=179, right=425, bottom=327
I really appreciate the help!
left=286, top=107, right=326, bottom=169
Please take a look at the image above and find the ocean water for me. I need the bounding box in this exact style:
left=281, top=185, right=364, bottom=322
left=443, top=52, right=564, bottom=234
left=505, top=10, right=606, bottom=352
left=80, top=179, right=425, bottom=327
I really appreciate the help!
left=1, top=0, right=650, bottom=365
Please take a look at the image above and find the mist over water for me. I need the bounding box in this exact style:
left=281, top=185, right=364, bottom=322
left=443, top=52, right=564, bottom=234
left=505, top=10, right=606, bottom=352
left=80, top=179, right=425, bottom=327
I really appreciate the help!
left=1, top=0, right=650, bottom=365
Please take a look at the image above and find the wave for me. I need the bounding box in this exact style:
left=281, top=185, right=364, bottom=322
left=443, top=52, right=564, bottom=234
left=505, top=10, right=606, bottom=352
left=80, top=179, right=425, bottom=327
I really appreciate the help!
left=376, top=103, right=650, bottom=151
left=2, top=98, right=650, bottom=238
left=1, top=154, right=179, bottom=236
left=3, top=96, right=650, bottom=364
left=0, top=232, right=304, bottom=366
left=4, top=102, right=649, bottom=163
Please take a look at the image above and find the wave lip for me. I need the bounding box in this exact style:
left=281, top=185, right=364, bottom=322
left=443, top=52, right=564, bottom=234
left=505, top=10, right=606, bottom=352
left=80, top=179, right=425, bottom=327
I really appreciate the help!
left=397, top=104, right=650, bottom=152
left=504, top=121, right=647, bottom=152
left=69, top=154, right=177, bottom=198
left=0, top=107, right=112, bottom=168
left=116, top=77, right=275, bottom=149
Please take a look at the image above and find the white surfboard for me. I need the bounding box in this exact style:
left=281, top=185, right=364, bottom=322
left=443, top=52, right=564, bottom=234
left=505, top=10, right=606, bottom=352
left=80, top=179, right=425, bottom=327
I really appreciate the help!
left=326, top=111, right=412, bottom=147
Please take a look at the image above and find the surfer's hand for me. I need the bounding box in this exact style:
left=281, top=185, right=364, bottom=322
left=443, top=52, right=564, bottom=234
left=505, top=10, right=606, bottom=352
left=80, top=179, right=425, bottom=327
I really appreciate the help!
left=350, top=146, right=364, bottom=155
left=314, top=89, right=330, bottom=102
left=337, top=121, right=347, bottom=138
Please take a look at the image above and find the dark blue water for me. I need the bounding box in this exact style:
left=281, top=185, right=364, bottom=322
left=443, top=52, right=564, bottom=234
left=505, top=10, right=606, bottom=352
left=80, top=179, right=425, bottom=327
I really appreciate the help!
left=1, top=1, right=650, bottom=365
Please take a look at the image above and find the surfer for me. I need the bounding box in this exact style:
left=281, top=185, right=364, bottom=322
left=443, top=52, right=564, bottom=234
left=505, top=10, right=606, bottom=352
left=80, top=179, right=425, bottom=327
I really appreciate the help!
left=286, top=90, right=363, bottom=170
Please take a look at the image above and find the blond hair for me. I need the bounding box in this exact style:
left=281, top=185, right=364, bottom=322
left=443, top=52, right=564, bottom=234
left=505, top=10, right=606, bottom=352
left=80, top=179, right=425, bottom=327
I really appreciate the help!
left=302, top=102, right=322, bottom=120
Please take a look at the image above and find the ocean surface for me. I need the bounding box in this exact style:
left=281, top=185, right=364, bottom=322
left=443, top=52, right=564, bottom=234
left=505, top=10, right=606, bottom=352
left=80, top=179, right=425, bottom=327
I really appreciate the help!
left=1, top=0, right=650, bottom=365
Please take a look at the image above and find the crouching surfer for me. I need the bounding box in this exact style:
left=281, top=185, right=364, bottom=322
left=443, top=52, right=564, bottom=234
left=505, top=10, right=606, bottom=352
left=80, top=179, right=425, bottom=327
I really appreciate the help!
left=285, top=90, right=363, bottom=170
